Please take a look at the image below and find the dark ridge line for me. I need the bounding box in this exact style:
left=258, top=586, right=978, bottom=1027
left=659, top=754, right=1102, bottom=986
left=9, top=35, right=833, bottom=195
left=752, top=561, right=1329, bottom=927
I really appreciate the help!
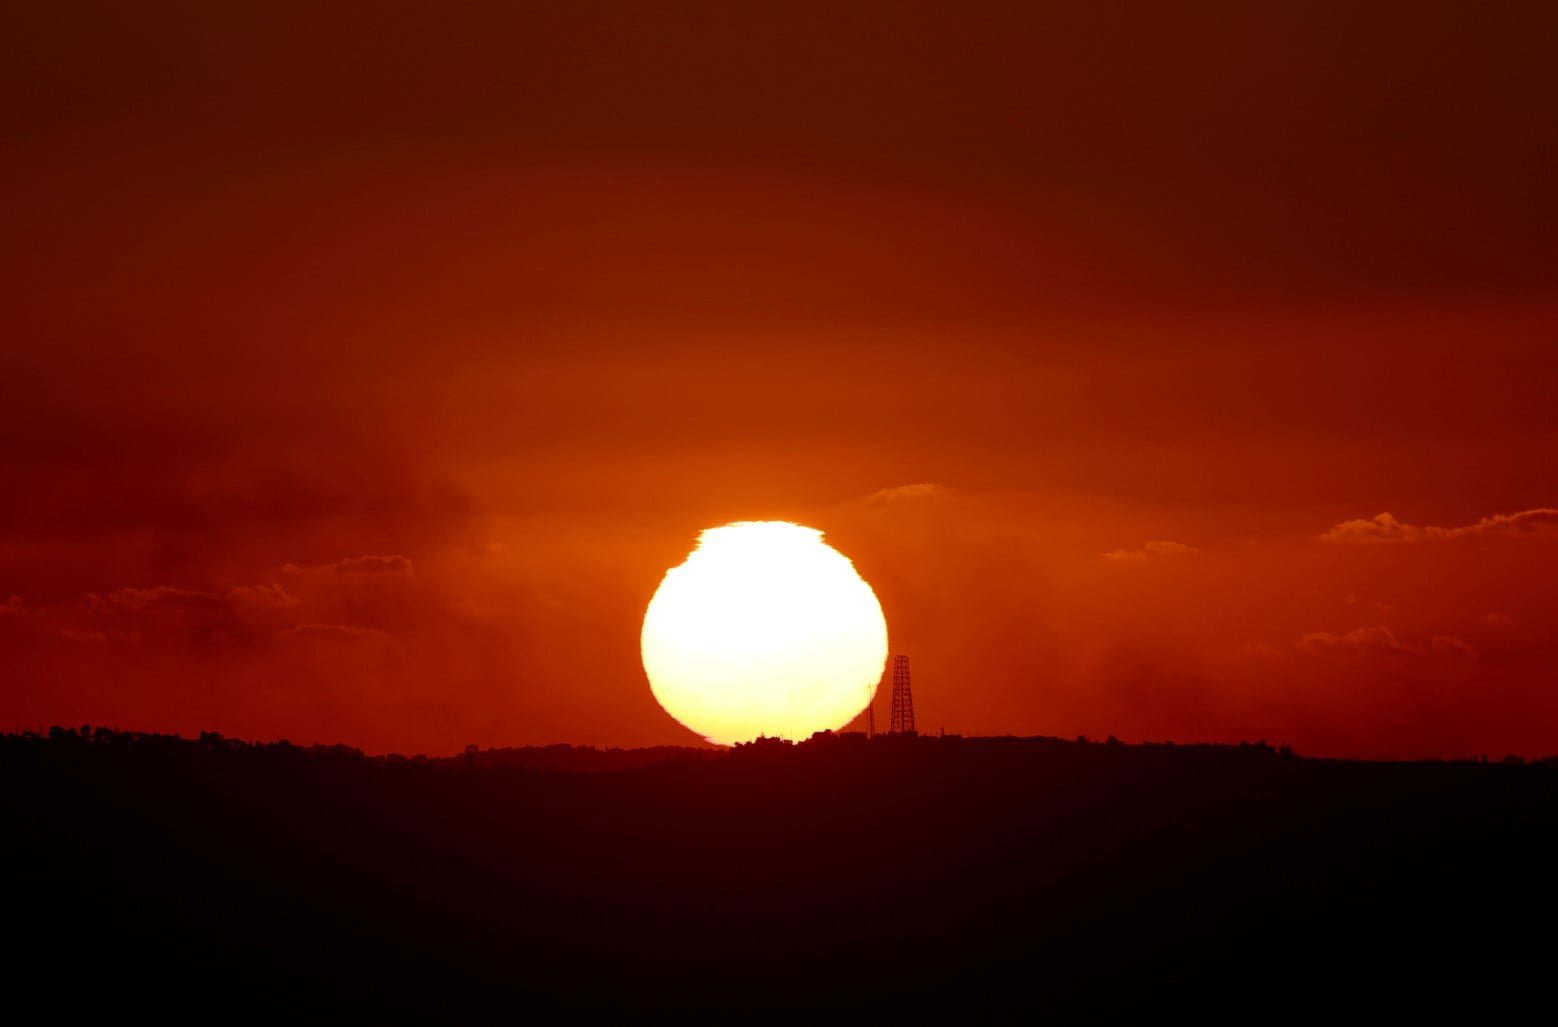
left=5, top=724, right=1553, bottom=770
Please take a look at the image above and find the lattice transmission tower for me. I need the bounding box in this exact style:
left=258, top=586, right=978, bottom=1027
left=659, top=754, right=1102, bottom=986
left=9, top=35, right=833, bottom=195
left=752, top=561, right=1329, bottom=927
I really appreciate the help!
left=889, top=654, right=916, bottom=735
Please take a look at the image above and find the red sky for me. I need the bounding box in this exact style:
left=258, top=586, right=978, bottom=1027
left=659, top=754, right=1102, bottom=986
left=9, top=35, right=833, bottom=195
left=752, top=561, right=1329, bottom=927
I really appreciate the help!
left=4, top=3, right=1557, bottom=758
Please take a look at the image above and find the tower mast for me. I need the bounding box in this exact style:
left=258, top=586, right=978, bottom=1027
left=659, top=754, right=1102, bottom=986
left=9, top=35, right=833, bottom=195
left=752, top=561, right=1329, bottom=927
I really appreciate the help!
left=889, top=655, right=916, bottom=735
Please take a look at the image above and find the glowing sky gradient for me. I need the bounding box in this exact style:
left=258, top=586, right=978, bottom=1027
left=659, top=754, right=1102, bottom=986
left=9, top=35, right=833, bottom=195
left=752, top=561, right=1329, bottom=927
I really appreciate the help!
left=3, top=3, right=1556, bottom=757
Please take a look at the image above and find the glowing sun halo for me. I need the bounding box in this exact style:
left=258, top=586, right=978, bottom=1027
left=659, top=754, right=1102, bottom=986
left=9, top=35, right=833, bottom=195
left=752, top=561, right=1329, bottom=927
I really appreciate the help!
left=641, top=521, right=889, bottom=745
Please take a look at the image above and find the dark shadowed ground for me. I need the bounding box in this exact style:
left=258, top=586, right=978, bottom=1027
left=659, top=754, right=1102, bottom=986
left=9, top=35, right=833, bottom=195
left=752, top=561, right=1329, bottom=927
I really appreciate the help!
left=6, top=728, right=1554, bottom=1018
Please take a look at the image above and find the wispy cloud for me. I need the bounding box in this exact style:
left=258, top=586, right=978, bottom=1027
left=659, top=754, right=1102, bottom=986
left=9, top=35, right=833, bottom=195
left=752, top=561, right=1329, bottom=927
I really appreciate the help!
left=1103, top=540, right=1199, bottom=562
left=283, top=554, right=414, bottom=576
left=1320, top=508, right=1558, bottom=544
left=1299, top=625, right=1475, bottom=659
left=863, top=482, right=946, bottom=503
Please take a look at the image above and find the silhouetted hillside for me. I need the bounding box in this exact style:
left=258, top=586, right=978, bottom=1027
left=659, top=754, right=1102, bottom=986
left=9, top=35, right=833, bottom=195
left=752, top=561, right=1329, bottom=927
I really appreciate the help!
left=451, top=741, right=723, bottom=772
left=5, top=727, right=1555, bottom=1018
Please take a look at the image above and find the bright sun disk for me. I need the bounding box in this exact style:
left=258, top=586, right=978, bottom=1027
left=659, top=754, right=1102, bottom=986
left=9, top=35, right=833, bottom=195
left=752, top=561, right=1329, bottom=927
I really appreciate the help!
left=641, top=521, right=889, bottom=744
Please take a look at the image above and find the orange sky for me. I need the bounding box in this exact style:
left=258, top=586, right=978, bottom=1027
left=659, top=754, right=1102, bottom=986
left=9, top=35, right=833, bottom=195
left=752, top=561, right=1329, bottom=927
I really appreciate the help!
left=4, top=3, right=1557, bottom=757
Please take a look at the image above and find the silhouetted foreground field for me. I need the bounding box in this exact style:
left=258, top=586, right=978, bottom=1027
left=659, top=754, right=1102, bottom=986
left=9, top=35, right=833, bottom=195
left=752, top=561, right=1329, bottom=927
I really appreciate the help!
left=6, top=728, right=1555, bottom=1018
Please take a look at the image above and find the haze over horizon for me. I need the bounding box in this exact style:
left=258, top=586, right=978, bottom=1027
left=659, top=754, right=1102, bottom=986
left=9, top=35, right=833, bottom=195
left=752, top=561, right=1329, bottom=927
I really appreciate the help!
left=4, top=3, right=1557, bottom=758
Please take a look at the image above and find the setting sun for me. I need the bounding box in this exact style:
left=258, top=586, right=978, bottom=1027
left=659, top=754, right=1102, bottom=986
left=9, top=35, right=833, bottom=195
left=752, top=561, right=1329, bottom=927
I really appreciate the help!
left=641, top=521, right=889, bottom=744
